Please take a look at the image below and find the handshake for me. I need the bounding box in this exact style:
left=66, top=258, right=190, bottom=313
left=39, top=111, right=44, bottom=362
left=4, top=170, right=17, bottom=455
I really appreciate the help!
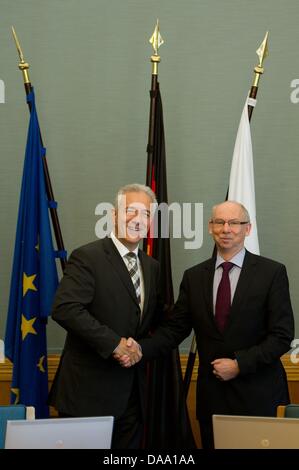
left=113, top=337, right=142, bottom=368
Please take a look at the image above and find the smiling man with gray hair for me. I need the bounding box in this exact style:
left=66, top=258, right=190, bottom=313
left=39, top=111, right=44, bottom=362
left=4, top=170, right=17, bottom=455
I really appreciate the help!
left=49, top=183, right=162, bottom=449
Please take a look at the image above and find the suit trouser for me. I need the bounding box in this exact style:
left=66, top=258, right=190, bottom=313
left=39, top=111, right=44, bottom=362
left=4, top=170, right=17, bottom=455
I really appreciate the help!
left=111, top=382, right=143, bottom=449
left=59, top=378, right=143, bottom=449
left=199, top=417, right=214, bottom=449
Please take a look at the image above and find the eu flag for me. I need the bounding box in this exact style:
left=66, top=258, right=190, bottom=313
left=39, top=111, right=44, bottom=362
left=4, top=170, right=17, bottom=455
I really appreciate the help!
left=5, top=90, right=58, bottom=418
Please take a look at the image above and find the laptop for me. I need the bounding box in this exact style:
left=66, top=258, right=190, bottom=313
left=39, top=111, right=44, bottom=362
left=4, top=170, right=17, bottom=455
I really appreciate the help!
left=5, top=416, right=114, bottom=449
left=213, top=414, right=299, bottom=449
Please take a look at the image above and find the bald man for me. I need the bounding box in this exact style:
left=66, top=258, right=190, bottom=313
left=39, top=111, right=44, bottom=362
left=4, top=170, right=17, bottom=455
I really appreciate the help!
left=137, top=201, right=294, bottom=448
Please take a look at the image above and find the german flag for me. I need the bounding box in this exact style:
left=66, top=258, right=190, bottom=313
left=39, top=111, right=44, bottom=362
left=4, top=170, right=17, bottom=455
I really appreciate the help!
left=143, top=80, right=195, bottom=449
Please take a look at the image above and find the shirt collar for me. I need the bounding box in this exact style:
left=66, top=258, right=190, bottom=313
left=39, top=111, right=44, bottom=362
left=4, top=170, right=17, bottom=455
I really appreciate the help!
left=215, top=247, right=246, bottom=270
left=110, top=231, right=139, bottom=258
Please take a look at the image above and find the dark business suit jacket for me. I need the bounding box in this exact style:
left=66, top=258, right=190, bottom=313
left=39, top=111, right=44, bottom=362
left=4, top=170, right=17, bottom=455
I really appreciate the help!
left=49, top=237, right=161, bottom=418
left=140, top=251, right=294, bottom=421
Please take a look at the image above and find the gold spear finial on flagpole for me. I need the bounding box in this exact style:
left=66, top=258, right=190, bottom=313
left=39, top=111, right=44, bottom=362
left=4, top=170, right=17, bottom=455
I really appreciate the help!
left=149, top=19, right=164, bottom=75
left=252, top=31, right=269, bottom=87
left=11, top=26, right=31, bottom=85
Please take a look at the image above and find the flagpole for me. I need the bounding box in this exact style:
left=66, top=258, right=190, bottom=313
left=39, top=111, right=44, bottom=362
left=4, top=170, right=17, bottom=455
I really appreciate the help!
left=248, top=31, right=269, bottom=121
left=183, top=32, right=269, bottom=396
left=182, top=335, right=197, bottom=396
left=142, top=22, right=195, bottom=447
left=146, top=19, right=163, bottom=185
left=143, top=20, right=164, bottom=255
left=12, top=27, right=66, bottom=271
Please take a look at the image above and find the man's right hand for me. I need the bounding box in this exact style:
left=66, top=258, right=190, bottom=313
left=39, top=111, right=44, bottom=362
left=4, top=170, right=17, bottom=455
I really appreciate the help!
left=113, top=337, right=142, bottom=368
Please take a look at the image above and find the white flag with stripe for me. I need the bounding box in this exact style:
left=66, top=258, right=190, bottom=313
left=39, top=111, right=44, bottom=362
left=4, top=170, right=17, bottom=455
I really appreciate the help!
left=228, top=97, right=260, bottom=254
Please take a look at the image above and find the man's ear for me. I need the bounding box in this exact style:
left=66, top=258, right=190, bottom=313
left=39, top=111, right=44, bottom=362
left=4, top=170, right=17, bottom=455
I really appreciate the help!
left=245, top=223, right=252, bottom=237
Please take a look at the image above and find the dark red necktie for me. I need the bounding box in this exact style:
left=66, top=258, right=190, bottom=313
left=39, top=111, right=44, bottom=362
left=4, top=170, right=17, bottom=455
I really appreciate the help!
left=215, top=262, right=234, bottom=332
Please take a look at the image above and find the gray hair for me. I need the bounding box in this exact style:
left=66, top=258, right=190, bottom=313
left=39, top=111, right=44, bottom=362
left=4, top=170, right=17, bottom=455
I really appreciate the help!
left=114, top=183, right=157, bottom=208
left=211, top=200, right=251, bottom=222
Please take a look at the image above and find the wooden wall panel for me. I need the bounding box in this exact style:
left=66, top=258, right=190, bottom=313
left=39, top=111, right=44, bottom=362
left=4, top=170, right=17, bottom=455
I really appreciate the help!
left=1, top=354, right=298, bottom=449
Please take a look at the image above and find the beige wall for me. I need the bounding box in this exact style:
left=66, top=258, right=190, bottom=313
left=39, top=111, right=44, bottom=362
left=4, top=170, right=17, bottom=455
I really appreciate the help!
left=1, top=354, right=298, bottom=449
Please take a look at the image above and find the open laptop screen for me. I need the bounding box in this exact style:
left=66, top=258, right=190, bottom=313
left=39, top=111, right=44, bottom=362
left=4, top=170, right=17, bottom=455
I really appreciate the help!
left=213, top=414, right=299, bottom=449
left=5, top=416, right=114, bottom=449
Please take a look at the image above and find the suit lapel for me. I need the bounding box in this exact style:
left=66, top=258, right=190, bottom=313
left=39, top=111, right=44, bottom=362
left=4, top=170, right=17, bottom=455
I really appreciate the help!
left=203, top=258, right=216, bottom=322
left=225, top=250, right=258, bottom=330
left=103, top=237, right=139, bottom=307
left=138, top=249, right=151, bottom=318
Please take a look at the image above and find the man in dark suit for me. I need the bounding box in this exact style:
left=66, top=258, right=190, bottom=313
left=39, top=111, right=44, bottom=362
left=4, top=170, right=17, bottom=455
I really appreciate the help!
left=49, top=183, right=162, bottom=449
left=133, top=200, right=294, bottom=449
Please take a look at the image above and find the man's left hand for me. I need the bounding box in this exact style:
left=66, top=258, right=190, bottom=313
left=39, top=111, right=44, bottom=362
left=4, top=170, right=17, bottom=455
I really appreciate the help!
left=211, top=358, right=240, bottom=381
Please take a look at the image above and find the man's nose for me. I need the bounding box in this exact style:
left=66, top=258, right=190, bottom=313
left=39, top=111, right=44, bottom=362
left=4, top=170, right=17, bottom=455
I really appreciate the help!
left=222, top=222, right=231, bottom=232
left=131, top=212, right=142, bottom=223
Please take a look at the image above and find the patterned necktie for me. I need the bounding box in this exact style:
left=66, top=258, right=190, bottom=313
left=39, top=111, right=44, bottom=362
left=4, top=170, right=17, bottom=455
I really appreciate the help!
left=125, top=252, right=141, bottom=304
left=215, top=262, right=234, bottom=332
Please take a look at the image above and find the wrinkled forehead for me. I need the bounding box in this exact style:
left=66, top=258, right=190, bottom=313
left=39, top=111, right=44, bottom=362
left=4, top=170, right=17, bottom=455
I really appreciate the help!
left=212, top=202, right=245, bottom=220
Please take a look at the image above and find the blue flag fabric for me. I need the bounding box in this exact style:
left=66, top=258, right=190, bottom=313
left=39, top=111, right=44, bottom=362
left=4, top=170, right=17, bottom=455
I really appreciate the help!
left=5, top=89, right=58, bottom=418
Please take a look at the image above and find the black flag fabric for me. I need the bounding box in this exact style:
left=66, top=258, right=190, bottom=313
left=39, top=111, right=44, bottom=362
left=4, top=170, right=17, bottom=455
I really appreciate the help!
left=143, top=83, right=195, bottom=448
